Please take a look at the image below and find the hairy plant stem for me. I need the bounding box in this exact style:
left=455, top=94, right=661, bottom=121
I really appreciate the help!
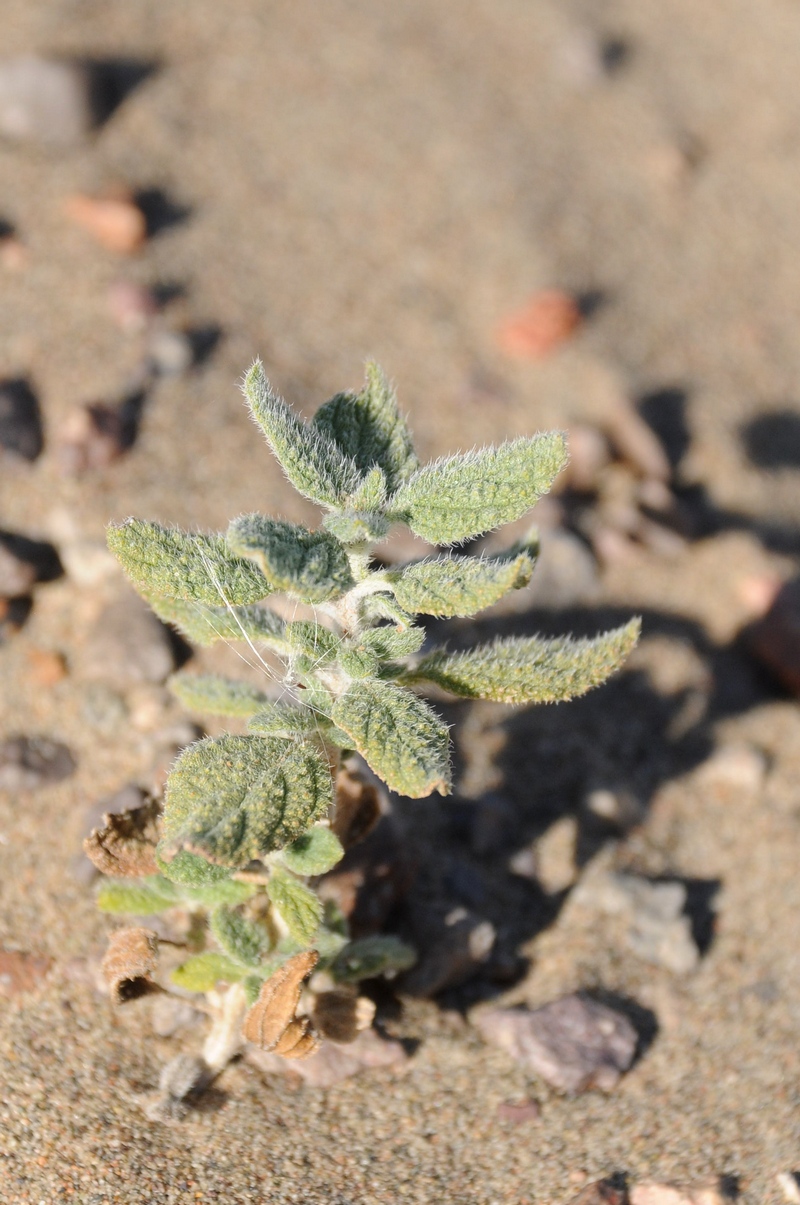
left=203, top=982, right=249, bottom=1075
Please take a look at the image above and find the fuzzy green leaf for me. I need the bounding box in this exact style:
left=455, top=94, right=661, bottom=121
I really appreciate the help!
left=332, top=935, right=417, bottom=982
left=359, top=625, right=426, bottom=660
left=145, top=595, right=288, bottom=650
left=210, top=905, right=271, bottom=967
left=108, top=520, right=269, bottom=606
left=184, top=879, right=258, bottom=907
left=171, top=952, right=247, bottom=992
left=322, top=509, right=391, bottom=545
left=283, top=621, right=341, bottom=662
left=280, top=826, right=344, bottom=876
left=313, top=362, right=419, bottom=494
left=389, top=433, right=568, bottom=545
left=96, top=875, right=180, bottom=915
left=227, top=515, right=353, bottom=603
left=331, top=679, right=451, bottom=798
left=247, top=703, right=330, bottom=739
left=160, top=735, right=333, bottom=868
left=408, top=618, right=641, bottom=704
left=156, top=849, right=232, bottom=887
left=338, top=646, right=380, bottom=679
left=243, top=362, right=361, bottom=506
left=169, top=672, right=274, bottom=718
left=389, top=552, right=533, bottom=618
left=267, top=868, right=324, bottom=944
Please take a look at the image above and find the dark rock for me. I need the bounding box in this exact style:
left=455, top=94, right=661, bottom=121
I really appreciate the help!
left=81, top=592, right=177, bottom=685
left=0, top=56, right=94, bottom=147
left=0, top=596, right=33, bottom=641
left=0, top=736, right=76, bottom=791
left=474, top=994, right=638, bottom=1092
left=401, top=905, right=495, bottom=997
left=742, top=578, right=800, bottom=695
left=0, top=529, right=62, bottom=594
left=567, top=1179, right=630, bottom=1205
left=0, top=379, right=43, bottom=461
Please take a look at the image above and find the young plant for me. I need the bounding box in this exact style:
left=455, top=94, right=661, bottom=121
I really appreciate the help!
left=88, top=361, right=639, bottom=1097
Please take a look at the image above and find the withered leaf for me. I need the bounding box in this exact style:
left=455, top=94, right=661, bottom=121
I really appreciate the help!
left=331, top=766, right=381, bottom=850
left=84, top=795, right=161, bottom=877
left=241, top=950, right=319, bottom=1057
left=312, top=988, right=376, bottom=1044
left=102, top=926, right=160, bottom=1004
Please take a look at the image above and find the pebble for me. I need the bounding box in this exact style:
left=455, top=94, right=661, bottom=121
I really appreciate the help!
left=495, top=290, right=583, bottom=359
left=107, top=279, right=159, bottom=333
left=695, top=743, right=767, bottom=793
left=59, top=402, right=133, bottom=473
left=532, top=815, right=578, bottom=894
left=742, top=578, right=800, bottom=695
left=777, top=1173, right=800, bottom=1204
left=0, top=378, right=44, bottom=461
left=401, top=905, right=495, bottom=996
left=573, top=871, right=700, bottom=975
left=0, top=55, right=93, bottom=147
left=584, top=787, right=645, bottom=829
left=146, top=328, right=195, bottom=377
left=630, top=1183, right=731, bottom=1205
left=247, top=1027, right=409, bottom=1089
left=80, top=592, right=177, bottom=685
left=65, top=190, right=147, bottom=254
left=0, top=948, right=52, bottom=997
left=0, top=736, right=76, bottom=791
left=474, top=994, right=638, bottom=1092
left=26, top=647, right=68, bottom=686
left=495, top=1098, right=541, bottom=1124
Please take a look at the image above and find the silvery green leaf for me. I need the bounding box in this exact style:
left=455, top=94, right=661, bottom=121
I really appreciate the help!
left=107, top=519, right=270, bottom=606
left=338, top=646, right=380, bottom=679
left=280, top=825, right=344, bottom=876
left=407, top=618, right=641, bottom=704
left=146, top=595, right=288, bottom=650
left=182, top=879, right=257, bottom=907
left=227, top=514, right=353, bottom=603
left=171, top=952, right=247, bottom=992
left=389, top=552, right=533, bottom=618
left=312, top=362, right=419, bottom=493
left=283, top=621, right=341, bottom=662
left=359, top=625, right=426, bottom=660
left=267, top=867, right=323, bottom=944
left=243, top=362, right=361, bottom=506
left=96, top=875, right=180, bottom=915
left=346, top=465, right=388, bottom=512
left=389, top=432, right=568, bottom=544
left=331, top=935, right=417, bottom=982
left=169, top=672, right=274, bottom=718
left=247, top=703, right=330, bottom=739
left=322, top=509, right=390, bottom=545
left=361, top=593, right=414, bottom=629
left=210, top=905, right=271, bottom=967
left=331, top=679, right=451, bottom=798
left=156, top=849, right=232, bottom=887
left=160, top=735, right=332, bottom=868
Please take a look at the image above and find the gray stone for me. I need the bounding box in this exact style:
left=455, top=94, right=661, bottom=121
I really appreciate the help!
left=475, top=994, right=638, bottom=1092
left=0, top=56, right=94, bottom=147
left=81, top=592, right=177, bottom=685
left=573, top=871, right=700, bottom=975
left=247, top=1027, right=408, bottom=1088
left=0, top=736, right=75, bottom=791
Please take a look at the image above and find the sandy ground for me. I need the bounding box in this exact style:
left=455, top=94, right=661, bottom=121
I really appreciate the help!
left=1, top=1, right=800, bottom=1201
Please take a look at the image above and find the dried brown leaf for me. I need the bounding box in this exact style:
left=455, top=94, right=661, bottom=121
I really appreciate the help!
left=312, top=989, right=376, bottom=1044
left=272, top=1016, right=321, bottom=1059
left=242, top=950, right=318, bottom=1055
left=102, top=926, right=160, bottom=1004
left=331, top=766, right=381, bottom=849
left=84, top=795, right=161, bottom=877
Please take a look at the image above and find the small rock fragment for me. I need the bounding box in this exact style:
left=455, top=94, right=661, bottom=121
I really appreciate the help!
left=573, top=872, right=699, bottom=975
left=584, top=787, right=644, bottom=829
left=474, top=994, right=638, bottom=1092
left=107, top=279, right=158, bottom=333
left=0, top=949, right=52, bottom=997
left=495, top=291, right=582, bottom=359
left=0, top=378, right=43, bottom=461
left=146, top=328, right=194, bottom=377
left=742, top=578, right=800, bottom=695
left=247, top=1026, right=408, bottom=1088
left=0, top=55, right=94, bottom=146
left=102, top=926, right=160, bottom=1004
left=65, top=190, right=147, bottom=254
left=0, top=541, right=37, bottom=597
left=533, top=815, right=578, bottom=894
left=0, top=736, right=75, bottom=791
left=80, top=592, right=177, bottom=685
left=401, top=905, right=495, bottom=997
left=496, top=1098, right=541, bottom=1124
left=777, top=1173, right=800, bottom=1204
left=59, top=402, right=132, bottom=473
left=631, top=1183, right=732, bottom=1205
left=696, top=743, right=766, bottom=792
left=26, top=647, right=68, bottom=687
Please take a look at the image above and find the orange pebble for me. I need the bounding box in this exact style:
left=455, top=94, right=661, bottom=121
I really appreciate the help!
left=495, top=290, right=582, bottom=358
left=27, top=646, right=68, bottom=686
left=65, top=191, right=147, bottom=254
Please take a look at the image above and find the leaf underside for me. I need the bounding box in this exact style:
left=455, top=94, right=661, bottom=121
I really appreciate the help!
left=332, top=679, right=451, bottom=798
left=408, top=618, right=641, bottom=704
left=160, top=735, right=332, bottom=868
